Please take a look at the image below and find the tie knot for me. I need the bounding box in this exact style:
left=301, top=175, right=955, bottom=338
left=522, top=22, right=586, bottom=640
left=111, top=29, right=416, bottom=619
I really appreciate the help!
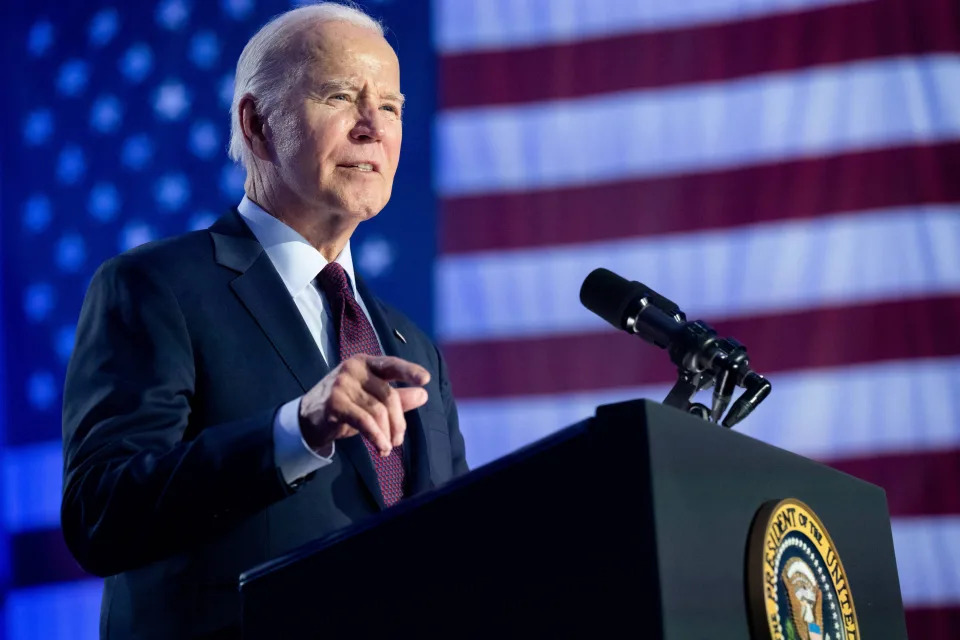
left=317, top=261, right=351, bottom=300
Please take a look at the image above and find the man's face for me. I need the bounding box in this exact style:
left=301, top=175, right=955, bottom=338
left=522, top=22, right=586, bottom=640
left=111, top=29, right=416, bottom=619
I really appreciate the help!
left=272, top=21, right=403, bottom=222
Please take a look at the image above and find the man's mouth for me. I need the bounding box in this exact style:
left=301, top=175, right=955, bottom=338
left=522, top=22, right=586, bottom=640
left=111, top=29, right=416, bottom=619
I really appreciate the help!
left=340, top=163, right=376, bottom=172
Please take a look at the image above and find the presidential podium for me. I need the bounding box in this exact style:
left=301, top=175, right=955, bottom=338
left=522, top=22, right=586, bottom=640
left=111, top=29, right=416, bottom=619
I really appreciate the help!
left=238, top=400, right=907, bottom=638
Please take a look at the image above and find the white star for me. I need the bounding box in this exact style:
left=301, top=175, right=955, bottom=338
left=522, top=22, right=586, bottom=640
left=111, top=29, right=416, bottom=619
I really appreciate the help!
left=119, top=221, right=156, bottom=251
left=222, top=0, right=254, bottom=19
left=57, top=145, right=87, bottom=184
left=57, top=59, right=90, bottom=97
left=89, top=8, right=120, bottom=47
left=188, top=211, right=217, bottom=231
left=88, top=182, right=121, bottom=222
left=121, top=134, right=154, bottom=170
left=90, top=95, right=123, bottom=133
left=56, top=234, right=87, bottom=272
left=357, top=236, right=395, bottom=278
left=28, top=20, right=54, bottom=57
left=218, top=73, right=235, bottom=108
left=27, top=372, right=58, bottom=411
left=154, top=81, right=190, bottom=120
left=154, top=173, right=191, bottom=211
left=23, top=283, right=56, bottom=322
left=189, top=121, right=220, bottom=159
left=156, top=0, right=190, bottom=30
left=120, top=43, right=153, bottom=83
left=24, top=109, right=54, bottom=145
left=23, top=195, right=52, bottom=233
left=55, top=325, right=77, bottom=361
left=189, top=31, right=220, bottom=68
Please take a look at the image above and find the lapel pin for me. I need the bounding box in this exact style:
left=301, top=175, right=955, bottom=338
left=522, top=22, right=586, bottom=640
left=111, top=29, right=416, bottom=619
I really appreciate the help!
left=394, top=328, right=407, bottom=344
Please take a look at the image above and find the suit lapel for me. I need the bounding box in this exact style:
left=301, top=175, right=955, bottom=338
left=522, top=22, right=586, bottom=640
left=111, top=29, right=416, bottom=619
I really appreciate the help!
left=356, top=277, right=435, bottom=495
left=211, top=210, right=386, bottom=508
left=336, top=435, right=386, bottom=510
left=210, top=210, right=330, bottom=393
left=209, top=209, right=423, bottom=508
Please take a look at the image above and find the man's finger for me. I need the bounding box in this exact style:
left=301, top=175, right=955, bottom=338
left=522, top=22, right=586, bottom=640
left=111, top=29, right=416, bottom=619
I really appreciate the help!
left=330, top=386, right=392, bottom=454
left=352, top=389, right=394, bottom=455
left=342, top=404, right=391, bottom=454
left=366, top=355, right=430, bottom=386
left=396, top=387, right=428, bottom=412
left=362, top=376, right=407, bottom=448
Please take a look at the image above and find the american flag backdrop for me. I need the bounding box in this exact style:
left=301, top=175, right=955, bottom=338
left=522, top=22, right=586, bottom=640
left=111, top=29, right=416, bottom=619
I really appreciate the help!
left=433, top=0, right=960, bottom=637
left=1, top=1, right=436, bottom=637
left=0, top=0, right=957, bottom=638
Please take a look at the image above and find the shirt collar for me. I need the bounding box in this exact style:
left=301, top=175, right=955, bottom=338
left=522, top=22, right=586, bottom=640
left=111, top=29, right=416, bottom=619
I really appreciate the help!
left=236, top=195, right=359, bottom=298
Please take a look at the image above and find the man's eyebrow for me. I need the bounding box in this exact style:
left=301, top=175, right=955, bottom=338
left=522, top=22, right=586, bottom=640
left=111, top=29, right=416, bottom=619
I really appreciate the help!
left=315, top=81, right=405, bottom=106
left=315, top=80, right=358, bottom=94
left=384, top=91, right=406, bottom=106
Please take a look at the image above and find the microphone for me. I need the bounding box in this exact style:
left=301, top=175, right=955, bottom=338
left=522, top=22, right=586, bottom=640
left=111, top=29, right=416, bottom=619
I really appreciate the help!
left=579, top=268, right=770, bottom=427
left=580, top=268, right=685, bottom=350
left=580, top=268, right=718, bottom=372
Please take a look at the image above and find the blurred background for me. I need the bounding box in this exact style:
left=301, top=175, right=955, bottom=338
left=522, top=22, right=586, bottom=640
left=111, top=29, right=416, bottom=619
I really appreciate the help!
left=2, top=0, right=958, bottom=637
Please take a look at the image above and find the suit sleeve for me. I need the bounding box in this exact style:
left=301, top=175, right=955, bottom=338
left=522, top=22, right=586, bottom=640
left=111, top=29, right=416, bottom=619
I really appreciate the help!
left=435, top=343, right=469, bottom=476
left=61, top=256, right=291, bottom=577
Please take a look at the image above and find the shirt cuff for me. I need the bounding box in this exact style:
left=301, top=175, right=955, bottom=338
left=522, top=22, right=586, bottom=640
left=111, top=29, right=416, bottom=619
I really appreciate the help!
left=273, top=396, right=335, bottom=485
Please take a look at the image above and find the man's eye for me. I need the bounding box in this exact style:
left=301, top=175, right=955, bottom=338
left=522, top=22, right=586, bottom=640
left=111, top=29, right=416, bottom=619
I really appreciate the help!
left=331, top=94, right=350, bottom=101
left=381, top=104, right=400, bottom=114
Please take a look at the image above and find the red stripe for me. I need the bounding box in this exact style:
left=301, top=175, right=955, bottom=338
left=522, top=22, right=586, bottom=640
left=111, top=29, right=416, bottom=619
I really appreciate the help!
left=905, top=606, right=960, bottom=640
left=440, top=0, right=960, bottom=109
left=440, top=142, right=960, bottom=254
left=443, top=295, right=960, bottom=399
left=825, top=449, right=960, bottom=516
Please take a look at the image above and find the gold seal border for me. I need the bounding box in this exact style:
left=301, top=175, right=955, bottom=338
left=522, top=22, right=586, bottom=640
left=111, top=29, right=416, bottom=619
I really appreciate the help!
left=746, top=498, right=860, bottom=640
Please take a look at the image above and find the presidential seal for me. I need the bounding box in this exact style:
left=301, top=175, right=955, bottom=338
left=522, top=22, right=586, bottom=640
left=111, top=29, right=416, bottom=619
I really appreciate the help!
left=746, top=498, right=859, bottom=640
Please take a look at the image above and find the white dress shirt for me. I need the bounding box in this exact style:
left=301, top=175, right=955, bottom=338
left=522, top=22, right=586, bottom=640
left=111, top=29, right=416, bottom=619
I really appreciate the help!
left=236, top=196, right=383, bottom=485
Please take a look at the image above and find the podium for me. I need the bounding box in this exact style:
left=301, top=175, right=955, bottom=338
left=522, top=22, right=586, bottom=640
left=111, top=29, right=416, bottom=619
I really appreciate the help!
left=239, top=400, right=907, bottom=638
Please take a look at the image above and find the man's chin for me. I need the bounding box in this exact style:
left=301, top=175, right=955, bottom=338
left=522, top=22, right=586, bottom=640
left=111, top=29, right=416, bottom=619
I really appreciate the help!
left=331, top=201, right=386, bottom=223
left=337, top=194, right=390, bottom=221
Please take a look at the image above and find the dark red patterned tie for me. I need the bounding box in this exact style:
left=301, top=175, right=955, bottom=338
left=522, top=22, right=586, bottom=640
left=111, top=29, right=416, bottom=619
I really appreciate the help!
left=317, top=262, right=407, bottom=506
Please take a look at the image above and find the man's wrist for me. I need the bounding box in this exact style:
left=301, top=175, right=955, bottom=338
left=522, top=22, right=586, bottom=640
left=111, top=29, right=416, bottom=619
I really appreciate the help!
left=298, top=398, right=333, bottom=454
left=275, top=397, right=335, bottom=485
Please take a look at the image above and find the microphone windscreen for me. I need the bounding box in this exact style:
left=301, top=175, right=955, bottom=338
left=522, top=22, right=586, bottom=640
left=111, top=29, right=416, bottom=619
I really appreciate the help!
left=579, top=268, right=648, bottom=330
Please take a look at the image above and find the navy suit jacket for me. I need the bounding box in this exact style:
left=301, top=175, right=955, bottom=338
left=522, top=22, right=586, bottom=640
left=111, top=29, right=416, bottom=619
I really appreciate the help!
left=61, top=209, right=468, bottom=638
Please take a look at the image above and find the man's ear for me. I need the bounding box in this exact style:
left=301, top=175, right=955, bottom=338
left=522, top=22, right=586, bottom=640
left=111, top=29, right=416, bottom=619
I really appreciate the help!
left=238, top=95, right=273, bottom=162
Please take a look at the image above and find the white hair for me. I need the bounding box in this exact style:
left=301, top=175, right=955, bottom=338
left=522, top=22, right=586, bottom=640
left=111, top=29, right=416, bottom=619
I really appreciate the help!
left=228, top=2, right=385, bottom=169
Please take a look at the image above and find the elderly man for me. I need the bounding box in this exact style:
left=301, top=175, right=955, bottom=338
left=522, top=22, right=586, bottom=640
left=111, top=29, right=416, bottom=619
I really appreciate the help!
left=61, top=3, right=468, bottom=637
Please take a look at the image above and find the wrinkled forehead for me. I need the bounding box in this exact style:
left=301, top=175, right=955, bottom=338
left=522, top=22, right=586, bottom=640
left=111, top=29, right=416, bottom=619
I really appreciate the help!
left=296, top=20, right=400, bottom=88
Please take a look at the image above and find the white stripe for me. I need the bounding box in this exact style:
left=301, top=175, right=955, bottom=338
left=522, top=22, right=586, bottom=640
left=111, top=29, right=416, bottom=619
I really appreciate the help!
left=433, top=0, right=867, bottom=54
left=11, top=360, right=952, bottom=532
left=458, top=358, right=960, bottom=469
left=436, top=205, right=960, bottom=341
left=2, top=440, right=63, bottom=533
left=5, top=580, right=102, bottom=640
left=892, top=516, right=960, bottom=607
left=436, top=56, right=960, bottom=196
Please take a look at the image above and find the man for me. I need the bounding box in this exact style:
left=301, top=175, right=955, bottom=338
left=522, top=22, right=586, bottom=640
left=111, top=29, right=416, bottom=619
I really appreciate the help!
left=61, top=3, right=468, bottom=637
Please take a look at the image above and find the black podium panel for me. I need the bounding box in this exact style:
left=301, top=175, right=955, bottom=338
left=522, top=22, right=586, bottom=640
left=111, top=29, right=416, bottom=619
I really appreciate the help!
left=601, top=401, right=906, bottom=639
left=240, top=400, right=906, bottom=639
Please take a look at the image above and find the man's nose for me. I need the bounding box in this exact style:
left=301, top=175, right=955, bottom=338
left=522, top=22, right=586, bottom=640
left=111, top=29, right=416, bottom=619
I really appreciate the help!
left=350, top=105, right=385, bottom=142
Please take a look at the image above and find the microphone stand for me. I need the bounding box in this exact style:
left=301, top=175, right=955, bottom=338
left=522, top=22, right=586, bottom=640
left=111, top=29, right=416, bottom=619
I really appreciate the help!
left=579, top=267, right=771, bottom=428
left=641, top=300, right=771, bottom=428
